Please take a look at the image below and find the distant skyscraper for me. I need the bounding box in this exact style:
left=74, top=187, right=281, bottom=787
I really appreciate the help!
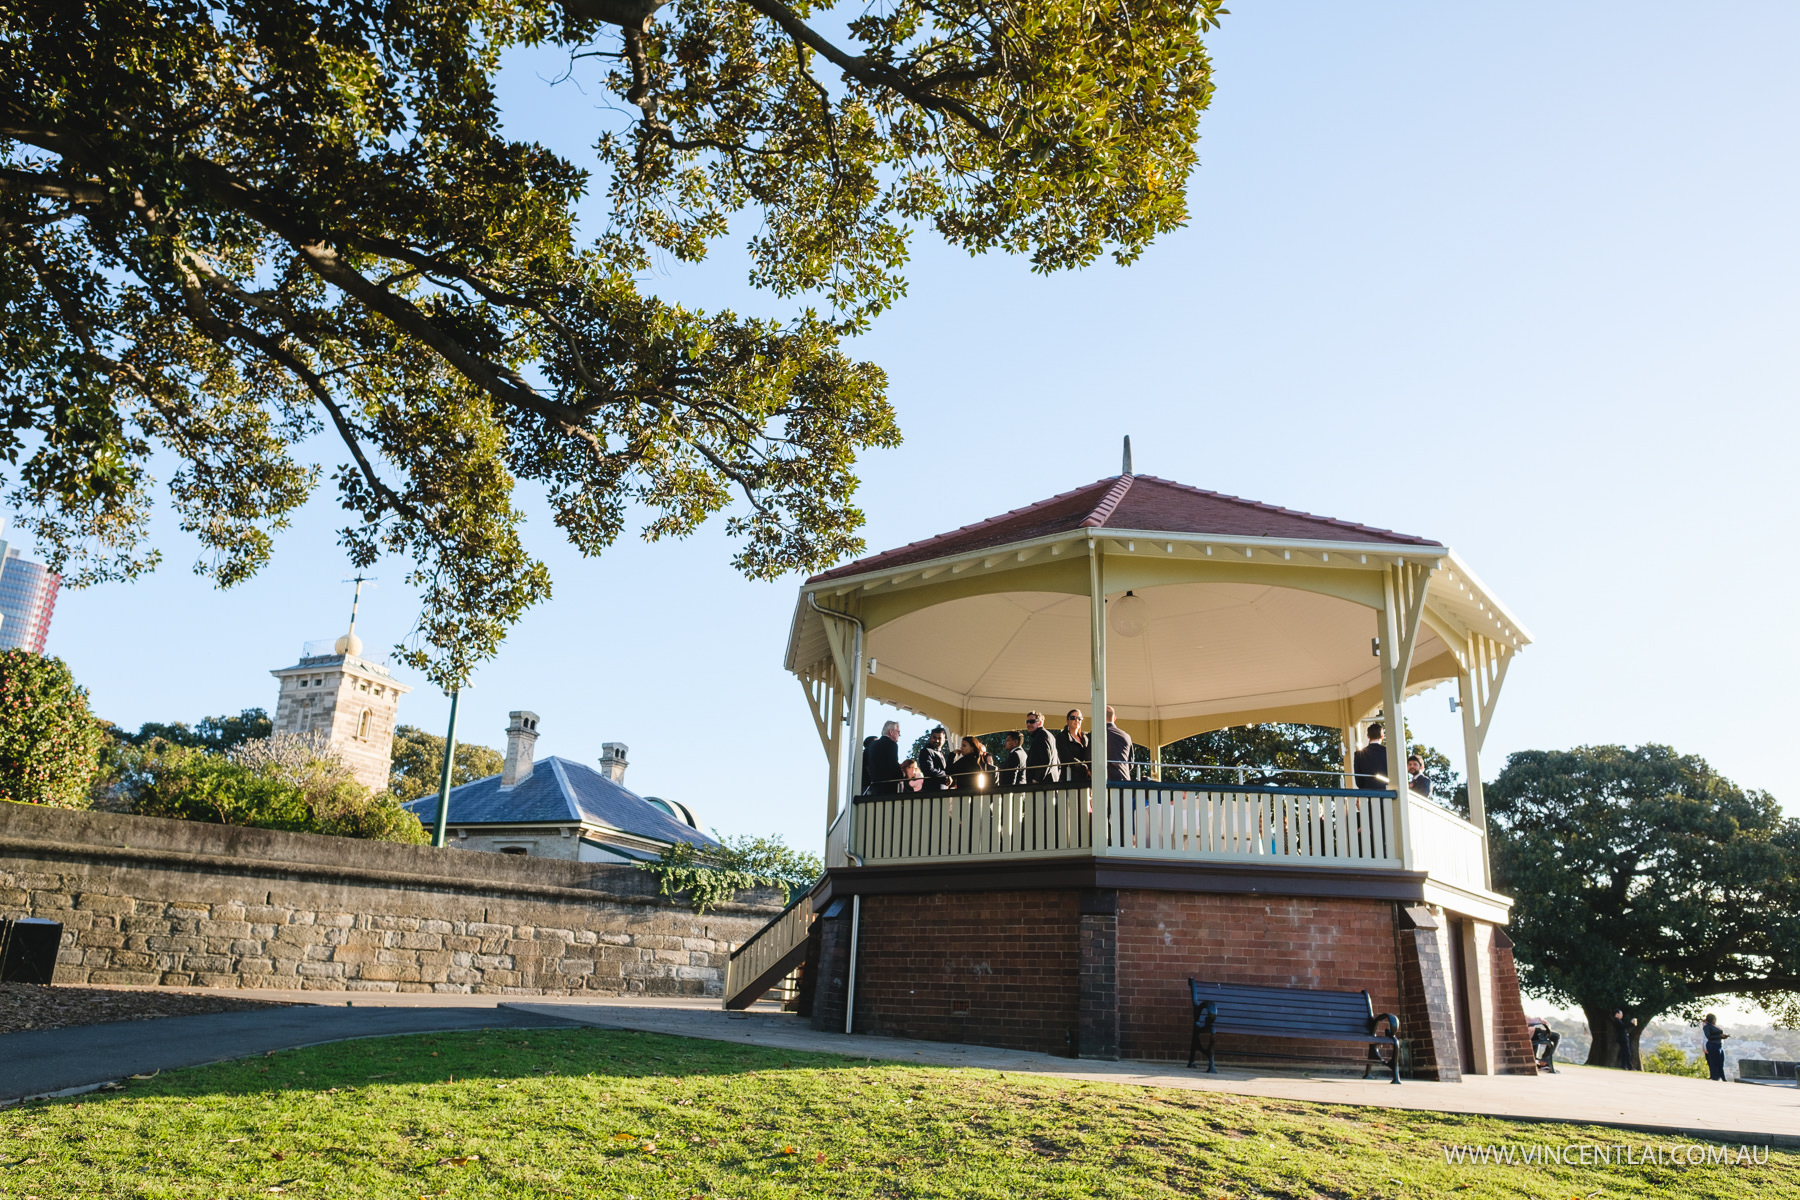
left=0, top=544, right=60, bottom=654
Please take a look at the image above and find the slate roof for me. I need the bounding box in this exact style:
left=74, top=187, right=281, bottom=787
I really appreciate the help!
left=808, top=474, right=1443, bottom=583
left=402, top=756, right=716, bottom=849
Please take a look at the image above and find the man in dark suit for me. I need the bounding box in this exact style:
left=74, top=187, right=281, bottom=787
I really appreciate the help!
left=1022, top=711, right=1061, bottom=784
left=1103, top=706, right=1134, bottom=781
left=862, top=720, right=904, bottom=794
left=998, top=731, right=1029, bottom=788
left=1352, top=722, right=1389, bottom=790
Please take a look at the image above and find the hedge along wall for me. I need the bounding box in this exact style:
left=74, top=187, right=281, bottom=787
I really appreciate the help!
left=0, top=804, right=784, bottom=996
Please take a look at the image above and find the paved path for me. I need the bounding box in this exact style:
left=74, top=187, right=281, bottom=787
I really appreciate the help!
left=0, top=1005, right=579, bottom=1103
left=506, top=1001, right=1800, bottom=1146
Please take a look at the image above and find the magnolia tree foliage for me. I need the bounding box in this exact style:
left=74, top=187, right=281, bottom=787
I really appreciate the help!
left=1487, top=744, right=1800, bottom=1065
left=0, top=649, right=104, bottom=808
left=0, top=0, right=1225, bottom=685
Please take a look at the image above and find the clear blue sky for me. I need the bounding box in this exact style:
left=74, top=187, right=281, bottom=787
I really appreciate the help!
left=52, top=2, right=1798, bottom=865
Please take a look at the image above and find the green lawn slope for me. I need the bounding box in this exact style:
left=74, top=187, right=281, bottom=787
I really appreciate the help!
left=2, top=1028, right=1791, bottom=1198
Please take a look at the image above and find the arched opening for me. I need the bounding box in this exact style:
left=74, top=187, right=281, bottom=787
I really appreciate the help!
left=357, top=709, right=371, bottom=739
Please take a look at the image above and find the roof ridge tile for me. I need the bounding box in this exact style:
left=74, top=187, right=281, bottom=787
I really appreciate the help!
left=1081, top=474, right=1134, bottom=528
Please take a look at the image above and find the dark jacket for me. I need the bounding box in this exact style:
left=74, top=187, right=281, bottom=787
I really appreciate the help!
left=998, top=746, right=1029, bottom=789
left=863, top=734, right=902, bottom=795
left=1023, top=726, right=1061, bottom=785
left=1105, top=723, right=1134, bottom=781
left=1612, top=1014, right=1637, bottom=1070
left=950, top=751, right=994, bottom=792
left=919, top=743, right=952, bottom=790
left=1408, top=771, right=1433, bottom=797
left=1054, top=728, right=1090, bottom=786
left=1352, top=742, right=1389, bottom=791
left=1703, top=1020, right=1728, bottom=1049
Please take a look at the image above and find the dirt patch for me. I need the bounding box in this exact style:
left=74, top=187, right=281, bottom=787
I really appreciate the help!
left=0, top=982, right=296, bottom=1034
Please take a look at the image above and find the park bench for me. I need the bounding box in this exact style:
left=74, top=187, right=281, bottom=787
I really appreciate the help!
left=1188, top=979, right=1402, bottom=1084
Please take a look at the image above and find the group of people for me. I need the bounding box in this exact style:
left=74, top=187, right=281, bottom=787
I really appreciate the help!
left=859, top=708, right=1136, bottom=795
left=1610, top=1009, right=1730, bottom=1080
left=1349, top=722, right=1437, bottom=797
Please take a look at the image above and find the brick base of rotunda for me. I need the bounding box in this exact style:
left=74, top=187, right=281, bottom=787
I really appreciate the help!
left=807, top=883, right=1536, bottom=1079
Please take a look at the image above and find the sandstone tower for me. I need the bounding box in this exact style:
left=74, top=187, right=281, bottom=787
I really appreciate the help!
left=269, top=587, right=411, bottom=793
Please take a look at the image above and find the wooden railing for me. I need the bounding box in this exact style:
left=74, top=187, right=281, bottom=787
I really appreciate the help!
left=1405, top=793, right=1487, bottom=890
left=1100, top=781, right=1401, bottom=866
left=723, top=890, right=816, bottom=1010
left=851, top=782, right=1405, bottom=870
left=851, top=785, right=1093, bottom=864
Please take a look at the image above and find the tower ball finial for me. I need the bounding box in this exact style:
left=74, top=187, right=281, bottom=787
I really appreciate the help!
left=1122, top=435, right=1133, bottom=476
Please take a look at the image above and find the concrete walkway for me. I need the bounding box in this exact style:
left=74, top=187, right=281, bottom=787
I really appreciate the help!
left=506, top=1000, right=1800, bottom=1146
left=0, top=1005, right=580, bottom=1104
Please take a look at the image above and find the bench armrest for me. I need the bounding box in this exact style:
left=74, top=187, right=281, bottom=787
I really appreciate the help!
left=1371, top=1012, right=1400, bottom=1038
left=1194, top=999, right=1218, bottom=1027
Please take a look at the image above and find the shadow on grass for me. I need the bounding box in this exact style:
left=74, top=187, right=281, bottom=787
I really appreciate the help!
left=100, top=1025, right=901, bottom=1103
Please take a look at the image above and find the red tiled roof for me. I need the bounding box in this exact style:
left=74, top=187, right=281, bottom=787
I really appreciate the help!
left=808, top=474, right=1441, bottom=583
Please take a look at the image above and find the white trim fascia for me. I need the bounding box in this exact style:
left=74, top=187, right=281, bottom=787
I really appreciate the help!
left=802, top=529, right=1449, bottom=597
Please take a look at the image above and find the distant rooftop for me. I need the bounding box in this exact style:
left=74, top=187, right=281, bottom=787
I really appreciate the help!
left=403, top=756, right=716, bottom=849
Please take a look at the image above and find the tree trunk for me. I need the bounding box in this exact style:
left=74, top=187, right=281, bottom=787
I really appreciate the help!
left=1581, top=1003, right=1619, bottom=1067
left=1581, top=1002, right=1645, bottom=1068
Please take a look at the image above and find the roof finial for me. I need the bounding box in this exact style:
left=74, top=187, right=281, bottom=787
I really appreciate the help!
left=1122, top=435, right=1133, bottom=477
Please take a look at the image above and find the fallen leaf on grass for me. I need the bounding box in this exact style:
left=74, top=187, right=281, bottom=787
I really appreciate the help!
left=612, top=1134, right=637, bottom=1142
left=641, top=1143, right=657, bottom=1153
left=272, top=1152, right=286, bottom=1162
left=432, top=1156, right=478, bottom=1167
left=815, top=1153, right=826, bottom=1164
left=782, top=1147, right=797, bottom=1155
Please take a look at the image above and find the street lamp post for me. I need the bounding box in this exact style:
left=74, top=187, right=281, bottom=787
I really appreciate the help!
left=431, top=687, right=461, bottom=848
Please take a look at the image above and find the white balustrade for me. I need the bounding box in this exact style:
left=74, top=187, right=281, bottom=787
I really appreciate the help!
left=847, top=783, right=1468, bottom=877
left=1404, top=793, right=1488, bottom=890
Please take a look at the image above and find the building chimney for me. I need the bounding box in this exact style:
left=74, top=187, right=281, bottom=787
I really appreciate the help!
left=599, top=742, right=628, bottom=784
left=500, top=711, right=539, bottom=788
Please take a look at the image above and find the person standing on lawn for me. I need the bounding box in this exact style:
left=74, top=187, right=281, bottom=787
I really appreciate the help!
left=1702, top=1014, right=1729, bottom=1081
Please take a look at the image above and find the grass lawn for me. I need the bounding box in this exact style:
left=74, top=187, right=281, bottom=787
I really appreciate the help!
left=0, top=1027, right=1791, bottom=1199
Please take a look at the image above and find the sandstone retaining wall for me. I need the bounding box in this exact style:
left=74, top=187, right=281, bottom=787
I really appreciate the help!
left=0, top=803, right=783, bottom=997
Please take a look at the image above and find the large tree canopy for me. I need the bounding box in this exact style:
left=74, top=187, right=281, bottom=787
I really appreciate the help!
left=0, top=0, right=1223, bottom=684
left=1487, top=744, right=1800, bottom=1066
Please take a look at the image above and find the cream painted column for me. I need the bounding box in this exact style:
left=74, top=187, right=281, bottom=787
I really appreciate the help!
left=1456, top=664, right=1489, bottom=889
left=1461, top=920, right=1497, bottom=1074
left=1088, top=539, right=1109, bottom=851
left=844, top=620, right=868, bottom=858
left=1377, top=580, right=1413, bottom=868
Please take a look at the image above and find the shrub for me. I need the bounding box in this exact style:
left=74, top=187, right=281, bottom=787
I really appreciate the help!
left=0, top=649, right=104, bottom=808
left=1642, top=1041, right=1707, bottom=1077
left=640, top=834, right=824, bottom=913
left=119, top=733, right=426, bottom=844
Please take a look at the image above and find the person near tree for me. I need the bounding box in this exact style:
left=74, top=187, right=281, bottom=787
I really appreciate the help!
left=1612, top=1009, right=1638, bottom=1070
left=1055, top=709, right=1091, bottom=787
left=1022, top=711, right=1061, bottom=785
left=919, top=726, right=953, bottom=791
left=862, top=720, right=904, bottom=795
left=998, top=731, right=1029, bottom=789
left=1702, top=1014, right=1729, bottom=1082
left=1104, top=707, right=1134, bottom=781
left=950, top=736, right=996, bottom=793
left=1352, top=723, right=1389, bottom=790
